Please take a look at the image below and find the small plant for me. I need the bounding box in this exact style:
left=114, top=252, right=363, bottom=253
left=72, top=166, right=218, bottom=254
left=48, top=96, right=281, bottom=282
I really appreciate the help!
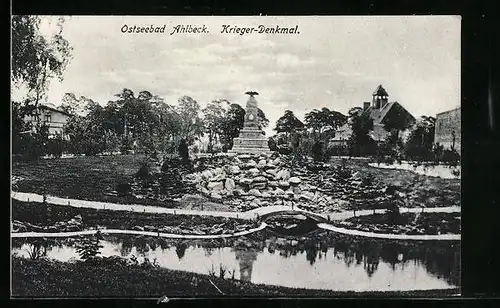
left=208, top=264, right=216, bottom=277
left=219, top=263, right=227, bottom=279
left=75, top=234, right=103, bottom=261
left=25, top=240, right=47, bottom=260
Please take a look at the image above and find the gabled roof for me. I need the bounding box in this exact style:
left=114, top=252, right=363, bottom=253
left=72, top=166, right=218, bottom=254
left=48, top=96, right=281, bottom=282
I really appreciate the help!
left=38, top=104, right=72, bottom=117
left=372, top=84, right=389, bottom=97
left=362, top=101, right=396, bottom=124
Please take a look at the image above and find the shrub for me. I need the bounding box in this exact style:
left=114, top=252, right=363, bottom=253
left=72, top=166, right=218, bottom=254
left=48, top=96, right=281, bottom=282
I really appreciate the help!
left=441, top=149, right=460, bottom=166
left=116, top=182, right=132, bottom=197
left=268, top=137, right=278, bottom=152
left=135, top=163, right=150, bottom=179
left=46, top=134, right=66, bottom=158
left=75, top=234, right=104, bottom=261
left=311, top=141, right=324, bottom=162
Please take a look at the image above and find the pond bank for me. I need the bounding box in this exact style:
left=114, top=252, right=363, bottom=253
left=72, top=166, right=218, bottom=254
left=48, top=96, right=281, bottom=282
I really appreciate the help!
left=318, top=223, right=460, bottom=241
left=11, top=222, right=268, bottom=240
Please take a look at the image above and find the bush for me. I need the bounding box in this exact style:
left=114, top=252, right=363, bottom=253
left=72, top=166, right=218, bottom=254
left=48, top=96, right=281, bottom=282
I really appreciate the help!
left=75, top=234, right=103, bottom=261
left=46, top=135, right=66, bottom=158
left=311, top=141, right=324, bottom=162
left=268, top=137, right=278, bottom=152
left=441, top=149, right=460, bottom=166
left=116, top=182, right=132, bottom=197
left=135, top=163, right=150, bottom=179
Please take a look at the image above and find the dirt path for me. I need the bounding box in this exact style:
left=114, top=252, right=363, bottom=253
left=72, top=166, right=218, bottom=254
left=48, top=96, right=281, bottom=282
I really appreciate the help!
left=11, top=191, right=460, bottom=221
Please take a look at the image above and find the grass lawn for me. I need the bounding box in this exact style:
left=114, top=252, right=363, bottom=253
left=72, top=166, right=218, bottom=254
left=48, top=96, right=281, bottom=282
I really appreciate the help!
left=330, top=157, right=460, bottom=208
left=11, top=256, right=459, bottom=297
left=12, top=155, right=185, bottom=208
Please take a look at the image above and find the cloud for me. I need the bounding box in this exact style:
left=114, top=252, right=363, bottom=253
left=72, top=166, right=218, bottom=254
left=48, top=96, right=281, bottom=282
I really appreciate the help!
left=23, top=16, right=460, bottom=132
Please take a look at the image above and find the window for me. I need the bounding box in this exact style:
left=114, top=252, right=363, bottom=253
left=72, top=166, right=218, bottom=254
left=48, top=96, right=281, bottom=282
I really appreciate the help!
left=44, top=114, right=52, bottom=123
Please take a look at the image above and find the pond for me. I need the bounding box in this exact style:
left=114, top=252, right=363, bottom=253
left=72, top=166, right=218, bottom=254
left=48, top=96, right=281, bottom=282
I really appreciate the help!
left=12, top=231, right=460, bottom=292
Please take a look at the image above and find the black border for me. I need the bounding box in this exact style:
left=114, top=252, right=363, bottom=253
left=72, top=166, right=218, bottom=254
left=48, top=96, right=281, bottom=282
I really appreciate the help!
left=7, top=0, right=500, bottom=306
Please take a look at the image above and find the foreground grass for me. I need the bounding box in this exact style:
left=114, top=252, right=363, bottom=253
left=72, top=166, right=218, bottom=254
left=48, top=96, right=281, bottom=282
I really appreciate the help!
left=330, top=158, right=460, bottom=208
left=11, top=257, right=459, bottom=298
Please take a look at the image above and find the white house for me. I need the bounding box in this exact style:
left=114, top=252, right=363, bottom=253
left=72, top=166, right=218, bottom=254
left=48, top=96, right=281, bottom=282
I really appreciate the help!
left=23, top=104, right=72, bottom=139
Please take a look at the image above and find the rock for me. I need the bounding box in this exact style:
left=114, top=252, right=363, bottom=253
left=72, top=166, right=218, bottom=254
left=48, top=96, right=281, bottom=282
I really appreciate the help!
left=261, top=192, right=272, bottom=198
left=230, top=165, right=241, bottom=174
left=276, top=169, right=291, bottom=181
left=238, top=154, right=252, bottom=160
left=247, top=168, right=260, bottom=176
left=207, top=181, right=224, bottom=191
left=300, top=192, right=314, bottom=200
left=265, top=163, right=277, bottom=170
left=200, top=187, right=210, bottom=195
left=248, top=189, right=263, bottom=197
left=274, top=187, right=285, bottom=195
left=278, top=181, right=290, bottom=188
left=144, top=225, right=156, bottom=232
left=246, top=161, right=257, bottom=168
left=250, top=182, right=267, bottom=190
left=272, top=157, right=281, bottom=165
left=225, top=178, right=236, bottom=191
left=258, top=159, right=267, bottom=167
left=266, top=169, right=278, bottom=176
left=253, top=176, right=268, bottom=183
left=268, top=181, right=279, bottom=187
left=289, top=177, right=301, bottom=185
left=214, top=167, right=224, bottom=175
left=209, top=174, right=226, bottom=182
left=239, top=178, right=253, bottom=185
left=210, top=192, right=223, bottom=200
left=201, top=170, right=213, bottom=180
left=74, top=214, right=83, bottom=221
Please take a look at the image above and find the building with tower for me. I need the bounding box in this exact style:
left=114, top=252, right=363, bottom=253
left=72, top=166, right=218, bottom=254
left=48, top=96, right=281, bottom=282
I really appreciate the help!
left=434, top=107, right=461, bottom=155
left=331, top=85, right=416, bottom=145
left=229, top=91, right=273, bottom=154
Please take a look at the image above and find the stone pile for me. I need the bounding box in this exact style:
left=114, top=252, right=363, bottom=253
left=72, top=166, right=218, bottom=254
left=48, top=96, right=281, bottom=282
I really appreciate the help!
left=131, top=221, right=259, bottom=236
left=11, top=214, right=84, bottom=233
left=185, top=153, right=345, bottom=212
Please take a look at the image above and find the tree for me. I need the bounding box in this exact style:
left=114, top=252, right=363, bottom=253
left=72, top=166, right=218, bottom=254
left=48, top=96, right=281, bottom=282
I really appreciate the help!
left=404, top=116, right=436, bottom=161
left=348, top=107, right=375, bottom=157
left=60, top=93, right=96, bottom=116
left=274, top=110, right=304, bottom=142
left=12, top=16, right=73, bottom=109
left=176, top=96, right=204, bottom=144
left=257, top=108, right=269, bottom=131
left=202, top=100, right=226, bottom=153
left=305, top=108, right=347, bottom=141
left=220, top=103, right=245, bottom=151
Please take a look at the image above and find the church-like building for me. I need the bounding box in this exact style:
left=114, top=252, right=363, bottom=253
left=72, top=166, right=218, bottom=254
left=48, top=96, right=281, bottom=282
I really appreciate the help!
left=331, top=85, right=416, bottom=145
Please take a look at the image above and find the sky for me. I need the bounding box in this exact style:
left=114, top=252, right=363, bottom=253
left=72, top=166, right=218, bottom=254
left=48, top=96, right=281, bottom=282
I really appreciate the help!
left=12, top=16, right=460, bottom=136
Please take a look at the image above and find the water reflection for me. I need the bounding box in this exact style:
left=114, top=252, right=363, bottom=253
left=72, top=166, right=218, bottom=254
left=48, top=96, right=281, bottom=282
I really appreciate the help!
left=11, top=231, right=460, bottom=292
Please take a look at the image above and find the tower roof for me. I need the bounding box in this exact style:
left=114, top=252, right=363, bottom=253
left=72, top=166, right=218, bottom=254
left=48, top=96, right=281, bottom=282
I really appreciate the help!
left=372, top=85, right=389, bottom=97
